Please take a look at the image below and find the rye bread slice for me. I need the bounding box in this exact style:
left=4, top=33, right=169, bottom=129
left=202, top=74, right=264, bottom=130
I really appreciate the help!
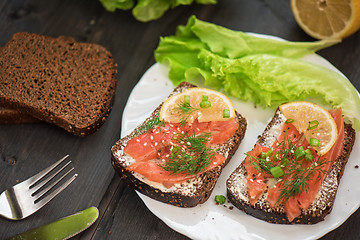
left=111, top=82, right=247, bottom=207
left=226, top=108, right=356, bottom=224
left=0, top=107, right=39, bottom=124
left=0, top=32, right=117, bottom=136
left=0, top=35, right=74, bottom=125
left=0, top=47, right=34, bottom=124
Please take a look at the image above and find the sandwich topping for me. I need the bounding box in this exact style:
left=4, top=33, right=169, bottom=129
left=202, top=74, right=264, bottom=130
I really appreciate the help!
left=124, top=88, right=239, bottom=188
left=244, top=101, right=344, bottom=222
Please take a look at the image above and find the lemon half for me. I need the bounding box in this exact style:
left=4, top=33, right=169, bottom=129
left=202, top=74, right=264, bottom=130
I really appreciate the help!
left=291, top=0, right=360, bottom=39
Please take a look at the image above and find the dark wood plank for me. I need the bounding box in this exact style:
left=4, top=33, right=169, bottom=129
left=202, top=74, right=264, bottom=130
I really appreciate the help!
left=85, top=178, right=189, bottom=239
left=0, top=0, right=121, bottom=239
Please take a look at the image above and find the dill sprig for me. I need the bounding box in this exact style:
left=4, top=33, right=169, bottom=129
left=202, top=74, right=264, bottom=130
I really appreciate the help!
left=247, top=154, right=275, bottom=174
left=135, top=113, right=164, bottom=135
left=274, top=132, right=328, bottom=205
left=248, top=131, right=328, bottom=206
left=171, top=101, right=199, bottom=126
left=160, top=132, right=216, bottom=175
left=276, top=156, right=327, bottom=205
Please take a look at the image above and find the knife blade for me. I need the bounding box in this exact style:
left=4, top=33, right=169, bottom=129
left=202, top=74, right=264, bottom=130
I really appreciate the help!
left=8, top=206, right=99, bottom=240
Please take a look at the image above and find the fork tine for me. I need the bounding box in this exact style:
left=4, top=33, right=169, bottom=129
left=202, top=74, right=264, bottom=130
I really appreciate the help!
left=33, top=166, right=75, bottom=200
left=30, top=160, right=72, bottom=194
left=25, top=155, right=70, bottom=188
left=34, top=173, right=78, bottom=211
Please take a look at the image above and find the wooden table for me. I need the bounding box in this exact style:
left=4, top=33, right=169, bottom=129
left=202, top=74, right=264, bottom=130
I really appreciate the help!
left=0, top=0, right=359, bottom=239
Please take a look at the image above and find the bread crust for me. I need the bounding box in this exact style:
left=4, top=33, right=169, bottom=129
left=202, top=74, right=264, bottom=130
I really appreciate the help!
left=226, top=108, right=356, bottom=224
left=0, top=32, right=117, bottom=136
left=111, top=82, right=247, bottom=207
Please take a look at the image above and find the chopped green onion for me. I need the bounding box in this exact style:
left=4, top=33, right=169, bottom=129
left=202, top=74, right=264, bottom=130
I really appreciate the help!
left=305, top=149, right=313, bottom=162
left=270, top=166, right=284, bottom=178
left=281, top=158, right=289, bottom=166
left=171, top=146, right=181, bottom=153
left=285, top=118, right=295, bottom=124
left=267, top=149, right=273, bottom=156
left=223, top=109, right=230, bottom=118
left=200, top=95, right=211, bottom=108
left=200, top=100, right=211, bottom=108
left=184, top=95, right=190, bottom=105
left=295, top=146, right=305, bottom=160
left=307, top=120, right=319, bottom=130
left=260, top=149, right=273, bottom=159
left=309, top=138, right=320, bottom=147
left=273, top=151, right=281, bottom=162
left=215, top=195, right=226, bottom=204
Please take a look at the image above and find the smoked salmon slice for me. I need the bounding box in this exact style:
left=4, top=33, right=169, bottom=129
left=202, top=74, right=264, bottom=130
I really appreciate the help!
left=124, top=133, right=158, bottom=162
left=127, top=153, right=225, bottom=187
left=244, top=143, right=270, bottom=204
left=124, top=119, right=238, bottom=187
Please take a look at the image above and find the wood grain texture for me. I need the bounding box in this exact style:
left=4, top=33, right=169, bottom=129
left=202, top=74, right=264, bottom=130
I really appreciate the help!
left=0, top=0, right=359, bottom=239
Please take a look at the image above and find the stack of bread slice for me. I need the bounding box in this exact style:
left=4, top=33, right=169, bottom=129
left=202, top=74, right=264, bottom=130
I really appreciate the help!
left=0, top=33, right=117, bottom=136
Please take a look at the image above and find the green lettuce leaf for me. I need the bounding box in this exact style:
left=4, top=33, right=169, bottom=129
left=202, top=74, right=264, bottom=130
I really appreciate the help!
left=195, top=0, right=216, bottom=3
left=154, top=16, right=360, bottom=129
left=100, top=0, right=217, bottom=22
left=225, top=54, right=360, bottom=129
left=100, top=0, right=134, bottom=11
left=132, top=0, right=171, bottom=22
left=174, top=16, right=340, bottom=58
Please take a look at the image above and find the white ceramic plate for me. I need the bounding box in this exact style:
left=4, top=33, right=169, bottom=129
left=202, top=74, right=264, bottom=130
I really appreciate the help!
left=121, top=39, right=360, bottom=240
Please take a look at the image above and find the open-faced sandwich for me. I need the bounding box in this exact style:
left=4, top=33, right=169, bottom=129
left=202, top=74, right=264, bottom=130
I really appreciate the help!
left=226, top=101, right=356, bottom=224
left=111, top=82, right=247, bottom=207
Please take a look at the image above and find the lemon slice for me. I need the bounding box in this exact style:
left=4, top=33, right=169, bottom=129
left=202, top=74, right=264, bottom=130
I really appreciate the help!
left=291, top=0, right=360, bottom=39
left=279, top=101, right=338, bottom=155
left=159, top=88, right=235, bottom=123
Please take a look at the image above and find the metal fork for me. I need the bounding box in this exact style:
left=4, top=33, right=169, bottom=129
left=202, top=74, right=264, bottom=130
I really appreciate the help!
left=0, top=155, right=77, bottom=220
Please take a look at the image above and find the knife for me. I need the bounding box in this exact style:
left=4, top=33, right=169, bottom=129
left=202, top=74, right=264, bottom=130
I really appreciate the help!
left=8, top=206, right=99, bottom=240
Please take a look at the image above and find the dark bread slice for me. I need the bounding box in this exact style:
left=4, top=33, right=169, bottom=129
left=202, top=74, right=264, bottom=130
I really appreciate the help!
left=226, top=108, right=356, bottom=224
left=0, top=35, right=74, bottom=125
left=111, top=82, right=247, bottom=207
left=0, top=107, right=39, bottom=124
left=0, top=32, right=117, bottom=136
left=0, top=47, right=33, bottom=124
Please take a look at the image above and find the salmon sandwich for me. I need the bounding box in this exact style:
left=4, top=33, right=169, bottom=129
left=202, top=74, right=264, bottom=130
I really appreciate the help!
left=226, top=101, right=356, bottom=224
left=111, top=82, right=247, bottom=207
